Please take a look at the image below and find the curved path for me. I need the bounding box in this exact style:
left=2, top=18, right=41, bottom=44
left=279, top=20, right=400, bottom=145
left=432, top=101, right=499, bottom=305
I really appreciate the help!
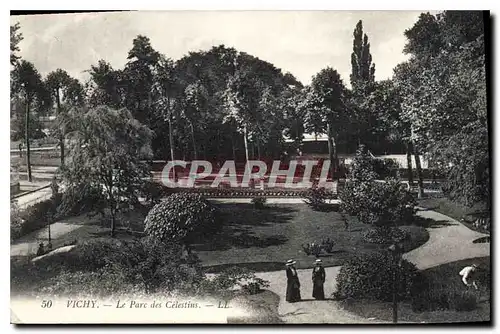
left=251, top=207, right=490, bottom=324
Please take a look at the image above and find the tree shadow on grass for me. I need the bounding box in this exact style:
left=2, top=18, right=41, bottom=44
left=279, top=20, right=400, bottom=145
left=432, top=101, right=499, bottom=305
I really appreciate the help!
left=194, top=230, right=288, bottom=251
left=203, top=261, right=286, bottom=273
left=413, top=216, right=457, bottom=229
left=317, top=250, right=348, bottom=257
left=194, top=205, right=295, bottom=251
left=296, top=298, right=336, bottom=302
left=310, top=203, right=340, bottom=213
left=217, top=204, right=296, bottom=227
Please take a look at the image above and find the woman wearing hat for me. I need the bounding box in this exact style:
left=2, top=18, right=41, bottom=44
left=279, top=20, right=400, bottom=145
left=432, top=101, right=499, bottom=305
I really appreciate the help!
left=285, top=259, right=301, bottom=302
left=312, top=259, right=325, bottom=300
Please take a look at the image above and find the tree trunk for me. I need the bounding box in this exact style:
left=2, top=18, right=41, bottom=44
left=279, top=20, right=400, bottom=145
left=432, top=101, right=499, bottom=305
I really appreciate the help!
left=333, top=135, right=339, bottom=181
left=243, top=125, right=250, bottom=178
left=168, top=108, right=176, bottom=181
left=56, top=89, right=64, bottom=165
left=326, top=123, right=336, bottom=181
left=257, top=138, right=261, bottom=160
left=190, top=122, right=198, bottom=160
left=231, top=132, right=236, bottom=161
left=406, top=142, right=414, bottom=186
left=25, top=97, right=32, bottom=182
left=243, top=125, right=249, bottom=163
left=110, top=207, right=116, bottom=237
left=413, top=143, right=425, bottom=199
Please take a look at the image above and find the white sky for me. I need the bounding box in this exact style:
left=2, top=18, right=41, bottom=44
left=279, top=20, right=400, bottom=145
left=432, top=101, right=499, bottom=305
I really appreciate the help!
left=11, top=11, right=433, bottom=86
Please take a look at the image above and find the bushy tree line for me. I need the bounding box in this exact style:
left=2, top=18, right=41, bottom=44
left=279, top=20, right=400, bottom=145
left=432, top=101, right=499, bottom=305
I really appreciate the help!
left=10, top=11, right=489, bottom=209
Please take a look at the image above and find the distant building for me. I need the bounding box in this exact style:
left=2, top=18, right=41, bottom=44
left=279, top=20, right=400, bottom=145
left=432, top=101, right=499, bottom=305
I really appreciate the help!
left=283, top=133, right=428, bottom=169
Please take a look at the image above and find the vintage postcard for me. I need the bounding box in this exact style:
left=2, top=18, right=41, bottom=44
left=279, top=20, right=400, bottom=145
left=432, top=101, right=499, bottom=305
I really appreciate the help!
left=10, top=10, right=490, bottom=324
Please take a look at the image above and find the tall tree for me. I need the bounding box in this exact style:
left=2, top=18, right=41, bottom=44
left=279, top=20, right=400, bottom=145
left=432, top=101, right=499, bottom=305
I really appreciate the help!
left=46, top=69, right=72, bottom=164
left=397, top=11, right=488, bottom=206
left=11, top=61, right=47, bottom=182
left=305, top=67, right=348, bottom=179
left=10, top=22, right=23, bottom=66
left=349, top=20, right=378, bottom=147
left=60, top=106, right=153, bottom=237
left=87, top=60, right=124, bottom=108
left=152, top=56, right=179, bottom=174
left=182, top=81, right=209, bottom=159
left=282, top=86, right=305, bottom=149
left=350, top=20, right=376, bottom=91
left=123, top=35, right=161, bottom=128
left=393, top=62, right=426, bottom=197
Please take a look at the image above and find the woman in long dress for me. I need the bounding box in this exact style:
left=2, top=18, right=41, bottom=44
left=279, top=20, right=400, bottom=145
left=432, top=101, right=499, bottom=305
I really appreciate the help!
left=312, top=259, right=325, bottom=300
left=285, top=259, right=301, bottom=302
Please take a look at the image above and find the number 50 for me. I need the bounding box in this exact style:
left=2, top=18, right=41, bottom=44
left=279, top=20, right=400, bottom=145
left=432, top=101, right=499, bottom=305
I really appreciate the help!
left=41, top=300, right=52, bottom=308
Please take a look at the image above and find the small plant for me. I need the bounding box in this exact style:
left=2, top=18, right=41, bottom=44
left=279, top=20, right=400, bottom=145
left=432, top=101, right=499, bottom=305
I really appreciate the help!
left=242, top=277, right=270, bottom=295
left=302, top=242, right=323, bottom=257
left=198, top=266, right=270, bottom=296
left=251, top=196, right=267, bottom=209
left=321, top=238, right=335, bottom=253
left=303, top=187, right=330, bottom=211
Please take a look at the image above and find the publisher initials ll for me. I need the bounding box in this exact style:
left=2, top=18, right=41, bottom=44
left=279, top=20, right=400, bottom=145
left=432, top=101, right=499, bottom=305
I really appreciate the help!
left=218, top=301, right=230, bottom=309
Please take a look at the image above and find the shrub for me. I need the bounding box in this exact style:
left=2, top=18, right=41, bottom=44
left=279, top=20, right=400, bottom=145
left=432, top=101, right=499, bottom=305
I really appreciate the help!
left=251, top=196, right=267, bottom=209
left=303, top=187, right=331, bottom=211
left=373, top=158, right=400, bottom=179
left=17, top=195, right=61, bottom=238
left=302, top=239, right=335, bottom=256
left=334, top=252, right=418, bottom=302
left=110, top=237, right=204, bottom=294
left=141, top=180, right=169, bottom=207
left=349, top=145, right=378, bottom=182
left=29, top=237, right=205, bottom=296
left=198, top=266, right=270, bottom=296
left=411, top=288, right=478, bottom=312
left=33, top=238, right=124, bottom=272
left=363, top=227, right=409, bottom=244
left=302, top=242, right=323, bottom=257
left=57, top=183, right=107, bottom=219
left=449, top=291, right=478, bottom=311
left=144, top=193, right=219, bottom=244
left=340, top=179, right=416, bottom=227
left=321, top=238, right=335, bottom=253
left=10, top=201, right=23, bottom=241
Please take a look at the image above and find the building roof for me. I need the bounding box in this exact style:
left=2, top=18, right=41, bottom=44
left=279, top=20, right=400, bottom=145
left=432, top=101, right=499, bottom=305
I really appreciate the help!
left=284, top=133, right=328, bottom=143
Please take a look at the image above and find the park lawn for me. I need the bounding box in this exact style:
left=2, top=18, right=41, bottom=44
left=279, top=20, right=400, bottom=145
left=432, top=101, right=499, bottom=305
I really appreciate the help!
left=339, top=257, right=491, bottom=323
left=196, top=203, right=429, bottom=273
left=12, top=203, right=429, bottom=275
left=417, top=197, right=489, bottom=234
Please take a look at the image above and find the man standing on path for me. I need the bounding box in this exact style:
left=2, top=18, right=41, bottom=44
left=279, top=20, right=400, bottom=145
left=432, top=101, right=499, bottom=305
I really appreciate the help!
left=285, top=259, right=301, bottom=303
left=312, top=259, right=325, bottom=300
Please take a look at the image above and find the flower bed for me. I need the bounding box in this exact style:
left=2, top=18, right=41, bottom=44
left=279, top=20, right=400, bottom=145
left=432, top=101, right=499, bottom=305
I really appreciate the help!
left=166, top=187, right=339, bottom=198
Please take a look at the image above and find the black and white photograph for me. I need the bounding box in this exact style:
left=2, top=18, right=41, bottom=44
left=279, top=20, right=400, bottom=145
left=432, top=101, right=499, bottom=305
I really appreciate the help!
left=9, top=9, right=491, bottom=324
